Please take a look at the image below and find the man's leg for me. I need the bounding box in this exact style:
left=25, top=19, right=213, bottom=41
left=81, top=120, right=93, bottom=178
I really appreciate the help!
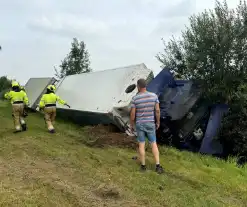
left=145, top=123, right=164, bottom=174
left=151, top=142, right=160, bottom=166
left=19, top=104, right=27, bottom=131
left=44, top=108, right=55, bottom=133
left=12, top=105, right=21, bottom=132
left=136, top=123, right=146, bottom=171
left=50, top=108, right=56, bottom=133
left=50, top=108, right=56, bottom=125
left=138, top=142, right=146, bottom=166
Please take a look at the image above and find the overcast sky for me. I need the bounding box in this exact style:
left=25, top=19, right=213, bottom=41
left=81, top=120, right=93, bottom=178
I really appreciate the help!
left=0, top=0, right=238, bottom=84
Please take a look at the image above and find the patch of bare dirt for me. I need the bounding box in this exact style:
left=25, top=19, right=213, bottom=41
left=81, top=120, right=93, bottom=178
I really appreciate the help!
left=94, top=184, right=121, bottom=200
left=83, top=124, right=137, bottom=149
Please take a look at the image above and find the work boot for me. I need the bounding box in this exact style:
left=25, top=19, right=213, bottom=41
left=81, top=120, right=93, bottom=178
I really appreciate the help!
left=155, top=165, right=164, bottom=174
left=140, top=165, right=147, bottom=172
left=49, top=129, right=55, bottom=134
left=21, top=124, right=27, bottom=131
left=13, top=130, right=22, bottom=134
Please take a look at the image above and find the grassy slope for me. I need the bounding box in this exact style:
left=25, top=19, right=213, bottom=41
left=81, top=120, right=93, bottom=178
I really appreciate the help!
left=0, top=101, right=247, bottom=207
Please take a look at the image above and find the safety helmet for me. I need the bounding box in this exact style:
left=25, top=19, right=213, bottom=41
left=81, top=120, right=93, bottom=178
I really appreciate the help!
left=47, top=84, right=56, bottom=91
left=12, top=81, right=20, bottom=87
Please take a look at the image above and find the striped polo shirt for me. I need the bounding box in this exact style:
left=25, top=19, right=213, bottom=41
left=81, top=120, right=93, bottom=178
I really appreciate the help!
left=131, top=91, right=159, bottom=123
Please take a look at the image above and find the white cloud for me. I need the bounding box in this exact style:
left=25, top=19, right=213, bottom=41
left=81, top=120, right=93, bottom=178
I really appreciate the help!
left=161, top=0, right=196, bottom=18
left=0, top=0, right=240, bottom=84
left=29, top=15, right=110, bottom=37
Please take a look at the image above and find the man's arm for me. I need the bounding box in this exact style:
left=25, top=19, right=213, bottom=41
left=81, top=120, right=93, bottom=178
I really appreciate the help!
left=155, top=97, right=160, bottom=130
left=56, top=95, right=70, bottom=108
left=22, top=91, right=29, bottom=106
left=4, top=91, right=11, bottom=100
left=130, top=108, right=136, bottom=129
left=39, top=95, right=45, bottom=109
left=130, top=98, right=136, bottom=130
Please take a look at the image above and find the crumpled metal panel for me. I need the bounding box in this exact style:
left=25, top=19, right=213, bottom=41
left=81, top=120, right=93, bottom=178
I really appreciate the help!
left=199, top=104, right=228, bottom=155
left=25, top=77, right=56, bottom=109
left=167, top=82, right=201, bottom=120
left=147, top=69, right=201, bottom=120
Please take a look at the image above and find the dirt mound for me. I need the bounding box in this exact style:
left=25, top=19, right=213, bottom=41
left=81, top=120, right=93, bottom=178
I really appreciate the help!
left=83, top=124, right=136, bottom=149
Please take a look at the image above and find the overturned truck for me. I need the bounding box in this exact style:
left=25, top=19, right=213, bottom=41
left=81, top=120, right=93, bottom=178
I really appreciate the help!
left=146, top=69, right=228, bottom=155
left=24, top=63, right=228, bottom=156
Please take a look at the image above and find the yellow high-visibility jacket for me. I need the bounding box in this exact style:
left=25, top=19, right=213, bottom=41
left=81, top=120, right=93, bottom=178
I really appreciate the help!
left=4, top=90, right=29, bottom=105
left=39, top=93, right=66, bottom=108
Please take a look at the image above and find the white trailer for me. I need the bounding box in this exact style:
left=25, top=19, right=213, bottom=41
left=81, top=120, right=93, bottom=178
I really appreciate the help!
left=55, top=63, right=154, bottom=135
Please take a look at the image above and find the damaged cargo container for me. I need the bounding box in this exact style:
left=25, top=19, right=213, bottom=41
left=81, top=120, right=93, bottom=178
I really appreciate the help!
left=25, top=77, right=57, bottom=110
left=55, top=63, right=154, bottom=134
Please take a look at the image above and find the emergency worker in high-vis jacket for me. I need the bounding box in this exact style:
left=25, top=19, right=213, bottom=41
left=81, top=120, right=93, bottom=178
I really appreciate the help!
left=38, top=84, right=70, bottom=133
left=4, top=81, right=29, bottom=132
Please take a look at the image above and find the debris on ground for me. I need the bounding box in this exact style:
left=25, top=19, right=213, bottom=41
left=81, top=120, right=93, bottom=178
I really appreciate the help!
left=83, top=124, right=137, bottom=149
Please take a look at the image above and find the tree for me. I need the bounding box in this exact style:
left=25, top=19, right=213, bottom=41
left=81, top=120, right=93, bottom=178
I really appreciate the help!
left=0, top=76, right=11, bottom=92
left=0, top=76, right=11, bottom=99
left=55, top=38, right=91, bottom=79
left=157, top=0, right=247, bottom=156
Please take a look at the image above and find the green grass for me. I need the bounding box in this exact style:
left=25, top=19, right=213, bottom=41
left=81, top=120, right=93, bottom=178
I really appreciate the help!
left=0, top=100, right=247, bottom=207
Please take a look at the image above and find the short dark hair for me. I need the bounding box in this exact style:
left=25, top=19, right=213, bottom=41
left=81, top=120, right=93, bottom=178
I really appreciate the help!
left=137, top=79, right=147, bottom=88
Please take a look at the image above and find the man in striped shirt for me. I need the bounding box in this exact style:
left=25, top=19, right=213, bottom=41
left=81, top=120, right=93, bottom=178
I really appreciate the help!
left=130, top=79, right=164, bottom=173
